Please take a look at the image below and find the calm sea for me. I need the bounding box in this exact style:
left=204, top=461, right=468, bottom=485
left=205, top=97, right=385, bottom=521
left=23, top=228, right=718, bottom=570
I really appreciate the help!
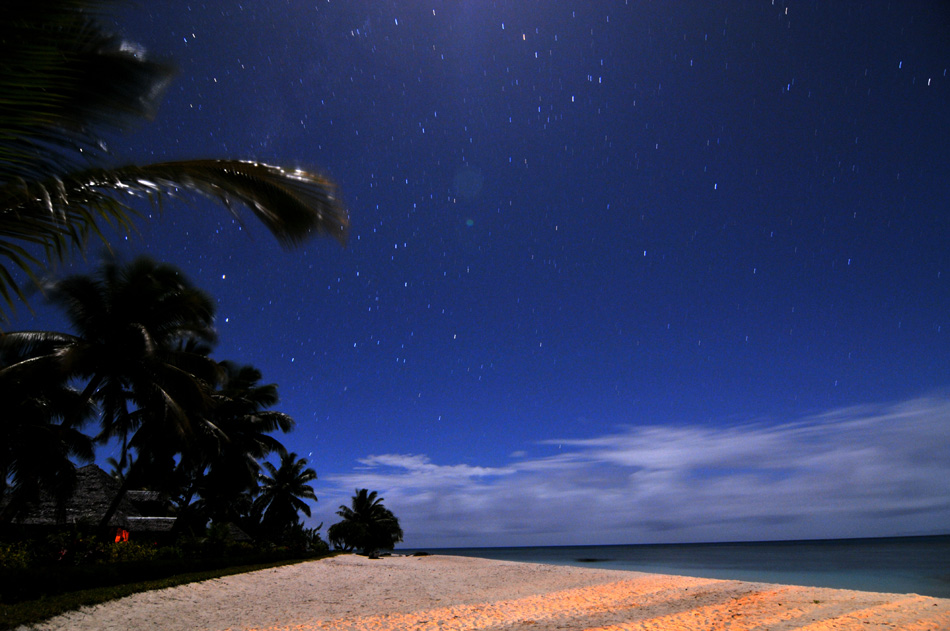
left=417, top=535, right=950, bottom=599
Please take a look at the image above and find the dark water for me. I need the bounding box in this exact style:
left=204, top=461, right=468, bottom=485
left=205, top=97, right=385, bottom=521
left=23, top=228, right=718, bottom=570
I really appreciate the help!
left=418, top=535, right=950, bottom=599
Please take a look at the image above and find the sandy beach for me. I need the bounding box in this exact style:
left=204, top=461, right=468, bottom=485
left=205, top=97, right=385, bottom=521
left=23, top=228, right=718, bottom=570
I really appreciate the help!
left=22, top=554, right=950, bottom=630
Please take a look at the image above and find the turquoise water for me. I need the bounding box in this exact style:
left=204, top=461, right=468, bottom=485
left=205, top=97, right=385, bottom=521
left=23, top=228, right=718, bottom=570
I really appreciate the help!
left=419, top=536, right=950, bottom=598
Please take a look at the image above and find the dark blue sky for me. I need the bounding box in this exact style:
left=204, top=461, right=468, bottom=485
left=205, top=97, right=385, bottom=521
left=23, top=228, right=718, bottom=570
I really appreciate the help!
left=11, top=1, right=950, bottom=546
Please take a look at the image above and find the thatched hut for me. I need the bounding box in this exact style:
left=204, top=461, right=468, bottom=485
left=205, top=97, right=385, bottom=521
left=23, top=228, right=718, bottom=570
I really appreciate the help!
left=1, top=465, right=176, bottom=542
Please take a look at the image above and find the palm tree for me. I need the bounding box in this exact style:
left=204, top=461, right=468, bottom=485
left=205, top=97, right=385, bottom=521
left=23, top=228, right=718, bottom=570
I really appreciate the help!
left=0, top=343, right=95, bottom=523
left=0, top=256, right=223, bottom=528
left=188, top=361, right=294, bottom=527
left=0, top=1, right=347, bottom=318
left=254, top=452, right=318, bottom=541
left=328, top=489, right=403, bottom=556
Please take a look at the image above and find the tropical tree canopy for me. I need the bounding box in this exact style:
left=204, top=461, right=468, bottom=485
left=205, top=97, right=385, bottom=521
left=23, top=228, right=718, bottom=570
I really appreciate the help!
left=3, top=256, right=220, bottom=455
left=187, top=360, right=295, bottom=526
left=0, top=256, right=224, bottom=526
left=0, top=0, right=347, bottom=317
left=328, top=488, right=403, bottom=555
left=0, top=257, right=310, bottom=536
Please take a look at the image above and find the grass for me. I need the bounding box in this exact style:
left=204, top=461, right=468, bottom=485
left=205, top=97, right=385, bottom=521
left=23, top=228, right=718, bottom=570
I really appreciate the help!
left=0, top=555, right=337, bottom=630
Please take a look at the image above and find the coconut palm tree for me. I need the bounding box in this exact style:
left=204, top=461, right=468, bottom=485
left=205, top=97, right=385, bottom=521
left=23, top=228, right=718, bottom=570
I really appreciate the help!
left=0, top=256, right=223, bottom=528
left=0, top=1, right=347, bottom=318
left=188, top=361, right=294, bottom=527
left=254, top=452, right=318, bottom=541
left=328, top=488, right=403, bottom=556
left=9, top=257, right=219, bottom=444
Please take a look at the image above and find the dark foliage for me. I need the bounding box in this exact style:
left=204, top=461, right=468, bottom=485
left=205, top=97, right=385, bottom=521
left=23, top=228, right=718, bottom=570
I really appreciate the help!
left=328, top=489, right=403, bottom=555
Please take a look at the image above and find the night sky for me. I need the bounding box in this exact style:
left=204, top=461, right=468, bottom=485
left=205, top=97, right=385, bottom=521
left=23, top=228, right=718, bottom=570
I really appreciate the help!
left=10, top=1, right=950, bottom=547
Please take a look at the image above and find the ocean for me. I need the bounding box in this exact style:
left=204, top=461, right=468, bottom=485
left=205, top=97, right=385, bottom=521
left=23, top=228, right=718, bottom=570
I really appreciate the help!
left=418, top=535, right=950, bottom=599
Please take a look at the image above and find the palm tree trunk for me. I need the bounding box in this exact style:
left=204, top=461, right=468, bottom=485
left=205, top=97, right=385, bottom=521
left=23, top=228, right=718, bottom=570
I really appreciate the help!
left=97, top=456, right=139, bottom=532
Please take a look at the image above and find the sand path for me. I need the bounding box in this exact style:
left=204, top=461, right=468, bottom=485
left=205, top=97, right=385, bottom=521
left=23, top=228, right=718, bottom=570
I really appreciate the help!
left=20, top=554, right=950, bottom=631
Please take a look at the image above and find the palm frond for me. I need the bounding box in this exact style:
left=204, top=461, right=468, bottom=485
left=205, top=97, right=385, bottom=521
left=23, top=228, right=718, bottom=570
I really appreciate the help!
left=119, top=160, right=349, bottom=246
left=254, top=410, right=296, bottom=434
left=0, top=1, right=174, bottom=183
left=0, top=330, right=79, bottom=365
left=0, top=159, right=348, bottom=317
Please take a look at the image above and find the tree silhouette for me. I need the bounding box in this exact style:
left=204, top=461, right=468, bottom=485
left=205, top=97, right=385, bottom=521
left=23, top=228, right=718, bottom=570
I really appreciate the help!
left=0, top=347, right=94, bottom=523
left=328, top=488, right=403, bottom=556
left=189, top=361, right=294, bottom=527
left=254, top=452, right=318, bottom=541
left=0, top=256, right=222, bottom=528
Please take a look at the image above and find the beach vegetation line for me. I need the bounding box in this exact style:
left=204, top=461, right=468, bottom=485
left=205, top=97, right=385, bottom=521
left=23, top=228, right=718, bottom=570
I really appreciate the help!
left=1, top=258, right=325, bottom=547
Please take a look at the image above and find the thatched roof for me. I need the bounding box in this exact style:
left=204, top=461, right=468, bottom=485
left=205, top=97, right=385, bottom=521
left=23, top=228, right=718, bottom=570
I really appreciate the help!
left=5, top=465, right=140, bottom=528
left=126, top=489, right=173, bottom=516
left=127, top=516, right=177, bottom=533
left=126, top=490, right=165, bottom=504
left=214, top=521, right=253, bottom=542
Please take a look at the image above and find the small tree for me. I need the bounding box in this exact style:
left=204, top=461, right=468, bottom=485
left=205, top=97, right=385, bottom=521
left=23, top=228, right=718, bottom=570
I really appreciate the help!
left=328, top=489, right=403, bottom=556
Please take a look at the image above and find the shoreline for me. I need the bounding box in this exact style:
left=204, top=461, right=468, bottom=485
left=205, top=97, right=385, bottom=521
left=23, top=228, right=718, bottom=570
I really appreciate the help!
left=24, top=554, right=950, bottom=630
left=415, top=535, right=950, bottom=598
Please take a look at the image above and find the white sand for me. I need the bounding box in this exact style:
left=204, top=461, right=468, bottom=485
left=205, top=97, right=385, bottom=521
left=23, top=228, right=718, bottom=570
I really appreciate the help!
left=19, top=554, right=950, bottom=630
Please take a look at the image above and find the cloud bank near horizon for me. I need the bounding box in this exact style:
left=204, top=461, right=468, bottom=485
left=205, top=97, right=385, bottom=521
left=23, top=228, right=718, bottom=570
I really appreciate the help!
left=314, top=395, right=950, bottom=548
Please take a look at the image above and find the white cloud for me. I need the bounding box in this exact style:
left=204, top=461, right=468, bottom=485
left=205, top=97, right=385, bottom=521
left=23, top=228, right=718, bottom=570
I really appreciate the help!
left=312, top=395, right=950, bottom=548
left=355, top=454, right=516, bottom=480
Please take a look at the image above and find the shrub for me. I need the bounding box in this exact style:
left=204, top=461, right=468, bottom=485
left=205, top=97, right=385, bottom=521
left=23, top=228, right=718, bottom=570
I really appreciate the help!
left=0, top=542, right=32, bottom=570
left=36, top=528, right=104, bottom=565
left=155, top=545, right=184, bottom=560
left=103, top=542, right=157, bottom=564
